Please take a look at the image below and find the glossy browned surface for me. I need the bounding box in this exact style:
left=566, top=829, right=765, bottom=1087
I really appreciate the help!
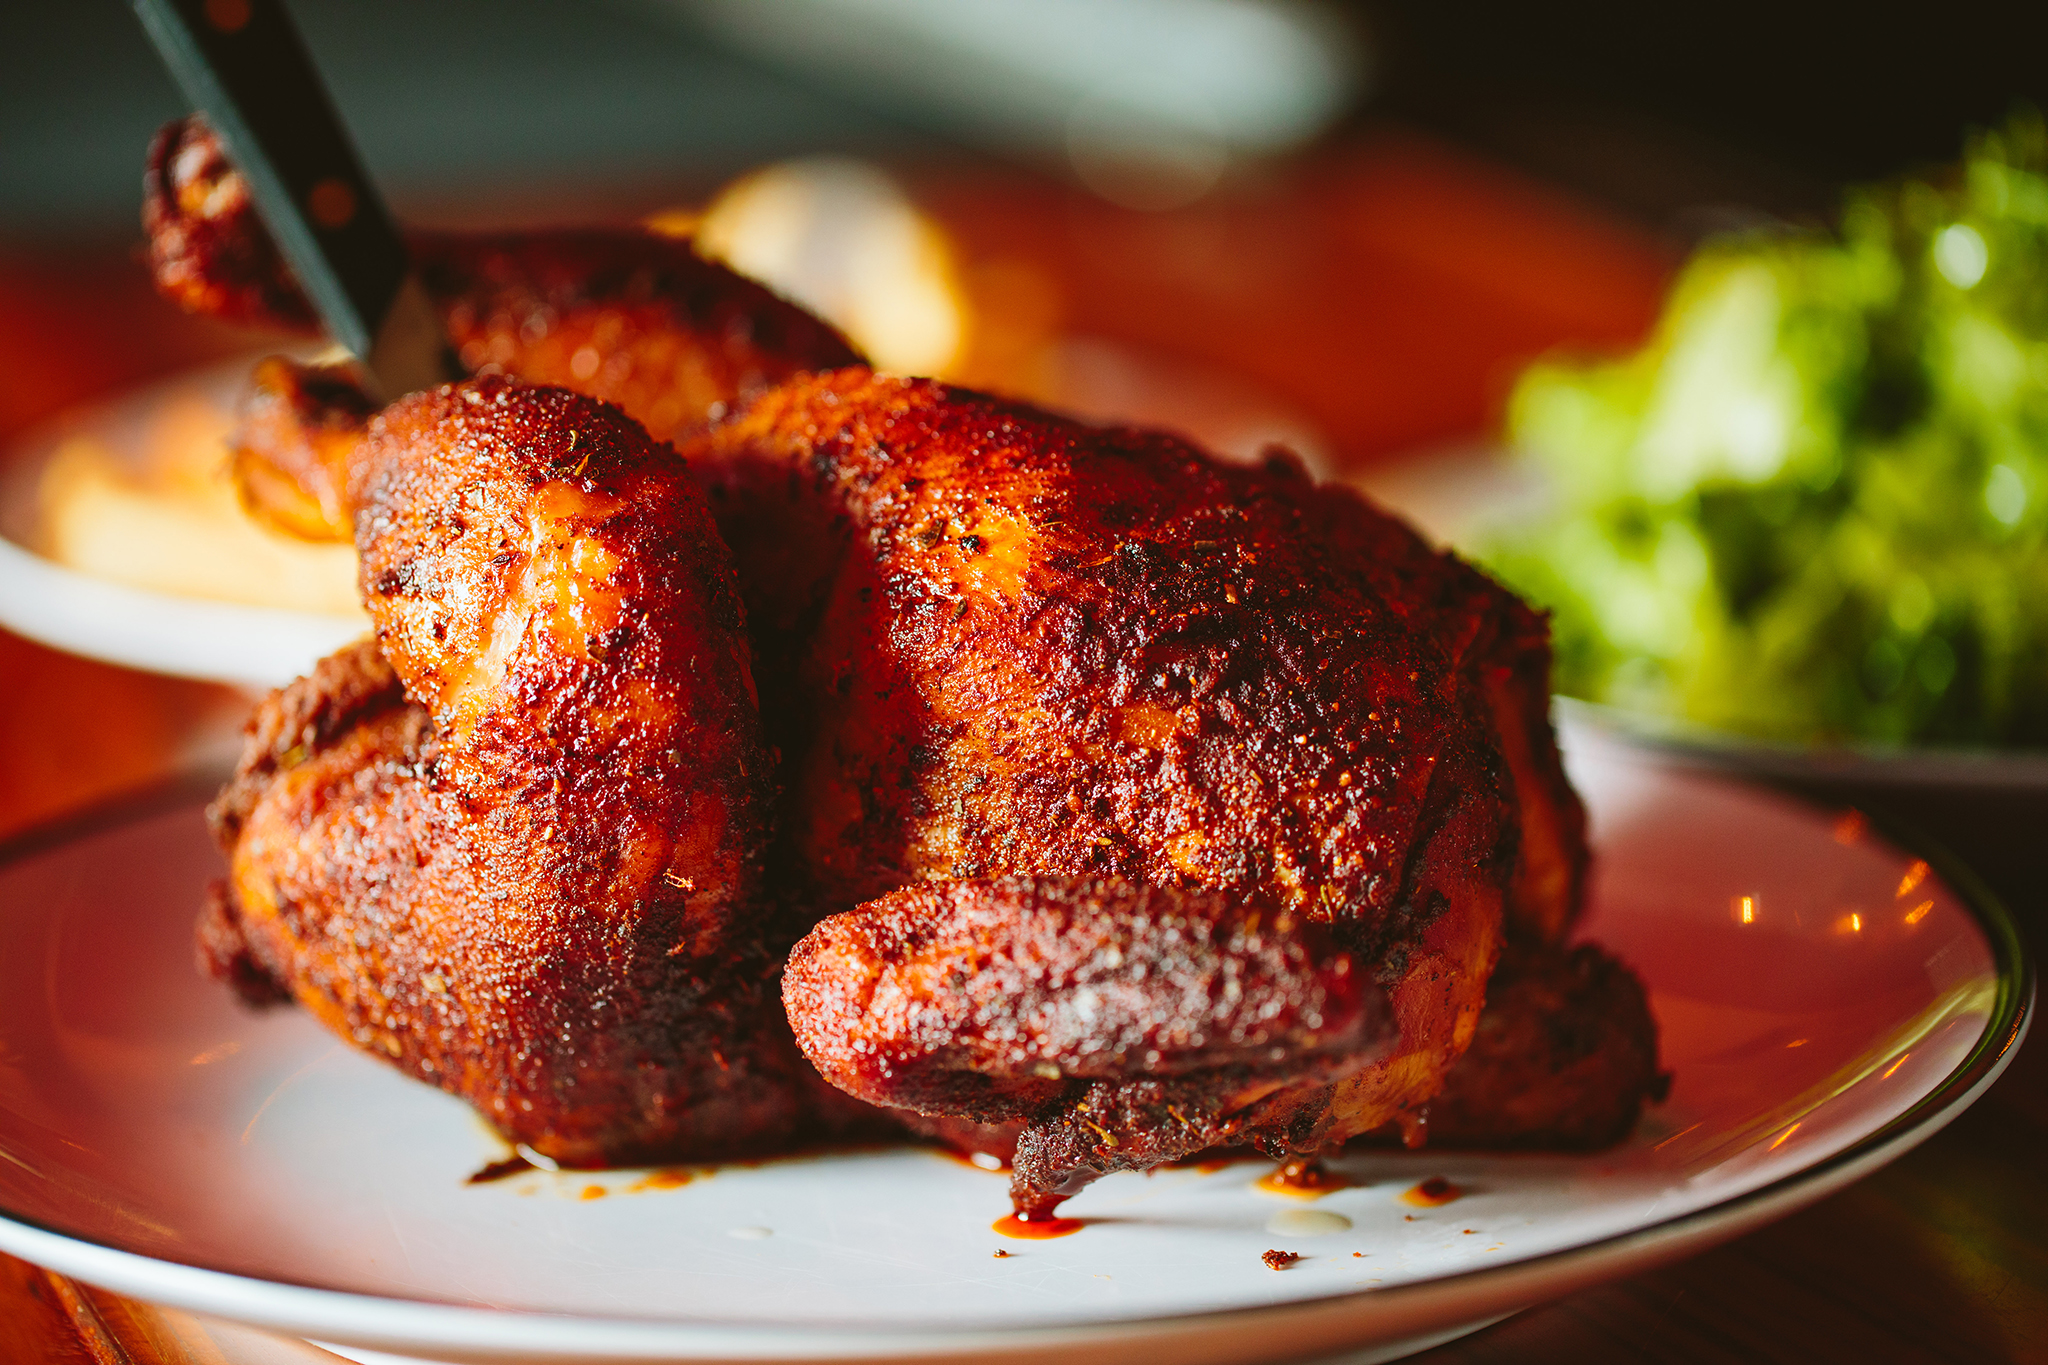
left=707, top=371, right=1640, bottom=1205
left=416, top=228, right=859, bottom=444
left=142, top=119, right=318, bottom=335
left=222, top=342, right=1608, bottom=1194
left=1298, top=476, right=1589, bottom=943
left=207, top=381, right=867, bottom=1164
left=693, top=370, right=1513, bottom=931
left=142, top=152, right=1644, bottom=1214
left=1400, top=937, right=1667, bottom=1151
left=161, top=181, right=1624, bottom=1197
left=144, top=113, right=1588, bottom=949
left=788, top=878, right=1386, bottom=1112
left=228, top=357, right=377, bottom=541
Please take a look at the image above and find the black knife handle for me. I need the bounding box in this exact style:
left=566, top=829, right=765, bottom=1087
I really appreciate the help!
left=132, top=0, right=407, bottom=360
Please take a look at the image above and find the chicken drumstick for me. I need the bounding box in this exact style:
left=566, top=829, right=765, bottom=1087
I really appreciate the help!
left=206, top=378, right=864, bottom=1164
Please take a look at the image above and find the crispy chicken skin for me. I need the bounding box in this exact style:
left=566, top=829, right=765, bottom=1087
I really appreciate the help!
left=689, top=371, right=1530, bottom=1205
left=142, top=113, right=1586, bottom=949
left=409, top=229, right=859, bottom=446
left=691, top=371, right=1513, bottom=925
left=786, top=877, right=1404, bottom=1212
left=1403, top=937, right=1668, bottom=1151
left=227, top=357, right=380, bottom=540
left=1299, top=490, right=1587, bottom=942
left=785, top=877, right=1390, bottom=1120
left=204, top=379, right=866, bottom=1163
left=143, top=114, right=1579, bottom=948
left=143, top=119, right=319, bottom=332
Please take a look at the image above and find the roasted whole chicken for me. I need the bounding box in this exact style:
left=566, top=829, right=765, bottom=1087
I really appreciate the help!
left=153, top=116, right=1663, bottom=1211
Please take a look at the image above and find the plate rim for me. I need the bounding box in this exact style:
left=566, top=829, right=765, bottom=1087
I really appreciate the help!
left=1557, top=697, right=2048, bottom=788
left=0, top=354, right=365, bottom=689
left=0, top=771, right=2032, bottom=1360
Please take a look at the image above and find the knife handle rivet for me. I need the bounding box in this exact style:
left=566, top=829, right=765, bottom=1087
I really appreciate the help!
left=203, top=0, right=250, bottom=33
left=308, top=178, right=358, bottom=229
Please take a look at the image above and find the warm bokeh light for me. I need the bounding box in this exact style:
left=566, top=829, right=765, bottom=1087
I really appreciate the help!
left=685, top=159, right=967, bottom=378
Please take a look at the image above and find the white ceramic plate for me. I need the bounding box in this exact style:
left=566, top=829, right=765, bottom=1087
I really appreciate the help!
left=0, top=357, right=364, bottom=690
left=0, top=723, right=2029, bottom=1364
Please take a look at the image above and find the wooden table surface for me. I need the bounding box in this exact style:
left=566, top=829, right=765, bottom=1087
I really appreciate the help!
left=0, top=129, right=2041, bottom=1364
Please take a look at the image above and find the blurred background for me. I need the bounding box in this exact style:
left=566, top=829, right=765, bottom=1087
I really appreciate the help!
left=8, top=0, right=2045, bottom=432
left=11, top=0, right=2048, bottom=233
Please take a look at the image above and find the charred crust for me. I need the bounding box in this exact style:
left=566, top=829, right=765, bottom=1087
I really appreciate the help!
left=195, top=881, right=293, bottom=1007
left=1386, top=937, right=1667, bottom=1152
left=179, top=250, right=1642, bottom=1188
left=208, top=639, right=408, bottom=850
left=143, top=117, right=319, bottom=333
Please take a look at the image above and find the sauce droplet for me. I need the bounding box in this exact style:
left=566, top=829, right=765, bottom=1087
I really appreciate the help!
left=1400, top=1177, right=1461, bottom=1207
left=1266, top=1208, right=1352, bottom=1237
left=993, top=1212, right=1085, bottom=1240
left=579, top=1184, right=606, bottom=1200
left=466, top=1154, right=536, bottom=1184
left=1255, top=1158, right=1349, bottom=1199
left=626, top=1168, right=697, bottom=1193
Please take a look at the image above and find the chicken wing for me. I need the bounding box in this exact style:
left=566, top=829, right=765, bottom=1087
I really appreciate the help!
left=146, top=115, right=860, bottom=542
left=786, top=876, right=1390, bottom=1117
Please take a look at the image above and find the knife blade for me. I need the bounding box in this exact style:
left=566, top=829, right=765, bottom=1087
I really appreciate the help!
left=131, top=0, right=453, bottom=401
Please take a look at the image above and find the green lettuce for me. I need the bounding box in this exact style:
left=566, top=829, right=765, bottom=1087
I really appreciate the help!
left=1486, top=113, right=2048, bottom=747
